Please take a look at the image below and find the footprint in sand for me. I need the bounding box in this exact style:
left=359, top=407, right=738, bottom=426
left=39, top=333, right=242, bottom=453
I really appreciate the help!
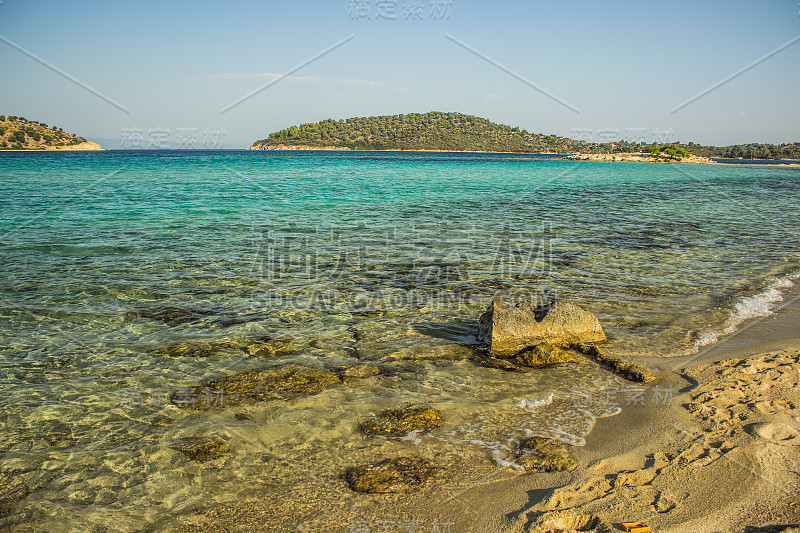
left=541, top=479, right=612, bottom=511
left=529, top=512, right=606, bottom=533
left=653, top=491, right=678, bottom=513
left=749, top=422, right=800, bottom=446
left=753, top=400, right=792, bottom=415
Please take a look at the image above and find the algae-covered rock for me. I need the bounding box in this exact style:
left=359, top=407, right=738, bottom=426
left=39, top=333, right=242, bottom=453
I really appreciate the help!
left=152, top=340, right=239, bottom=358
left=360, top=405, right=444, bottom=437
left=169, top=436, right=230, bottom=461
left=574, top=343, right=657, bottom=383
left=173, top=362, right=340, bottom=409
left=478, top=298, right=606, bottom=357
left=338, top=363, right=381, bottom=382
left=516, top=345, right=576, bottom=368
left=0, top=469, right=31, bottom=516
left=243, top=335, right=295, bottom=357
left=516, top=437, right=577, bottom=472
left=45, top=432, right=77, bottom=449
left=346, top=456, right=441, bottom=493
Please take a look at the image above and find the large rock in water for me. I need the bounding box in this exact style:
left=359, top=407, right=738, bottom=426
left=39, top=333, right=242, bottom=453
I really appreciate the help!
left=478, top=297, right=606, bottom=357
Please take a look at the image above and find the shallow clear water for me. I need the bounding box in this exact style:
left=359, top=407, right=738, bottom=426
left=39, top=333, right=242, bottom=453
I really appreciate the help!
left=1, top=150, right=799, bottom=530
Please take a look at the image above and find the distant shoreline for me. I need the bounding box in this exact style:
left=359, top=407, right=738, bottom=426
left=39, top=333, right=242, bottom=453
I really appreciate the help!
left=0, top=141, right=103, bottom=151
left=246, top=145, right=800, bottom=165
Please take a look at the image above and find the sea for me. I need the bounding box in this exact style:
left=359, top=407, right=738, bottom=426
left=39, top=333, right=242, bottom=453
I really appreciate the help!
left=1, top=150, right=799, bottom=531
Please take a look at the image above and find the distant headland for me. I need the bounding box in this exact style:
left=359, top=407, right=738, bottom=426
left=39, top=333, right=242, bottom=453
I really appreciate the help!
left=249, top=111, right=800, bottom=163
left=0, top=115, right=102, bottom=150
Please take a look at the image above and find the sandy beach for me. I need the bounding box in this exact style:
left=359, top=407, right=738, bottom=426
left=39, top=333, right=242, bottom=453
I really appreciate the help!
left=171, top=289, right=800, bottom=533
left=454, top=289, right=800, bottom=532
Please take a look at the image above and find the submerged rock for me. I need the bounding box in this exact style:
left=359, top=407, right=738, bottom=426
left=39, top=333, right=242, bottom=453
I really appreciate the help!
left=482, top=356, right=530, bottom=373
left=386, top=342, right=475, bottom=361
left=516, top=438, right=577, bottom=472
left=169, top=436, right=230, bottom=461
left=338, top=363, right=381, bottom=383
left=173, top=362, right=340, bottom=409
left=346, top=456, right=441, bottom=493
left=478, top=298, right=606, bottom=357
left=0, top=469, right=31, bottom=515
left=243, top=335, right=295, bottom=357
left=516, top=345, right=576, bottom=368
left=360, top=405, right=444, bottom=437
left=574, top=344, right=658, bottom=383
left=45, top=432, right=77, bottom=449
left=135, top=306, right=215, bottom=326
left=152, top=340, right=239, bottom=358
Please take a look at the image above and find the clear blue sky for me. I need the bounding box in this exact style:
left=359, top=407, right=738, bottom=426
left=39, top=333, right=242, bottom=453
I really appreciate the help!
left=1, top=0, right=798, bottom=148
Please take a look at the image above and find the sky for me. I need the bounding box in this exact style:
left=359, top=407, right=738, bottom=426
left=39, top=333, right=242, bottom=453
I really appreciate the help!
left=0, top=0, right=798, bottom=148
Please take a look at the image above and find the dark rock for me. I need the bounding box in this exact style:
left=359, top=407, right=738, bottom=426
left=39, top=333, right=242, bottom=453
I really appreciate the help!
left=45, top=432, right=77, bottom=448
left=573, top=343, right=658, bottom=383
left=152, top=340, right=239, bottom=358
left=136, top=306, right=215, bottom=326
left=360, top=405, right=444, bottom=437
left=169, top=436, right=230, bottom=461
left=173, top=362, right=340, bottom=409
left=346, top=456, right=441, bottom=493
left=516, top=437, right=577, bottom=472
left=478, top=298, right=606, bottom=357
left=516, top=345, right=576, bottom=368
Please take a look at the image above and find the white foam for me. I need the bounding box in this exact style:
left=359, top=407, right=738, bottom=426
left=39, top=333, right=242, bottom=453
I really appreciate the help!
left=517, top=393, right=554, bottom=410
left=688, top=272, right=800, bottom=353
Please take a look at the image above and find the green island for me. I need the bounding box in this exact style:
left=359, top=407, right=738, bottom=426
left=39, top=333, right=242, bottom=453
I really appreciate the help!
left=250, top=111, right=800, bottom=160
left=0, top=115, right=98, bottom=150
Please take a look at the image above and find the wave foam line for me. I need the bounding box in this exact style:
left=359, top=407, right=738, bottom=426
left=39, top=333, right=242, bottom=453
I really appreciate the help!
left=689, top=271, right=800, bottom=352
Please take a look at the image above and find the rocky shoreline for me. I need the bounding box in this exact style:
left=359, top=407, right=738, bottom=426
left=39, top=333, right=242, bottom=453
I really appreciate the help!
left=562, top=152, right=716, bottom=164
left=143, top=296, right=657, bottom=498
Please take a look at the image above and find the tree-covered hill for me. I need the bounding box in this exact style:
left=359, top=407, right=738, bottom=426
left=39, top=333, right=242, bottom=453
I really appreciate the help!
left=683, top=141, right=800, bottom=160
left=251, top=112, right=798, bottom=160
left=251, top=112, right=589, bottom=153
left=0, top=115, right=93, bottom=150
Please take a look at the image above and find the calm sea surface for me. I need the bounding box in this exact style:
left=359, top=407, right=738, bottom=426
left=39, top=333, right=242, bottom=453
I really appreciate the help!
left=1, top=150, right=799, bottom=531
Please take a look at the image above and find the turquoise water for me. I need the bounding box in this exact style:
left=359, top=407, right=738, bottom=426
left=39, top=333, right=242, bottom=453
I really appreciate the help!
left=1, top=150, right=799, bottom=531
